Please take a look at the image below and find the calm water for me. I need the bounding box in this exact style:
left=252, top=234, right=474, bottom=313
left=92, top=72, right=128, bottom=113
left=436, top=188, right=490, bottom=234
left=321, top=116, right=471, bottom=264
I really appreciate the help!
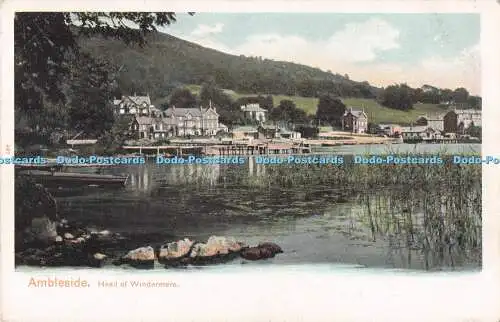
left=54, top=144, right=482, bottom=271
left=312, top=143, right=481, bottom=154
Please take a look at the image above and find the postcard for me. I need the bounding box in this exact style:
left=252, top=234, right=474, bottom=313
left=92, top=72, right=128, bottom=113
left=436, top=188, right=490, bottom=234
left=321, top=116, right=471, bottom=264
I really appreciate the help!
left=1, top=1, right=499, bottom=321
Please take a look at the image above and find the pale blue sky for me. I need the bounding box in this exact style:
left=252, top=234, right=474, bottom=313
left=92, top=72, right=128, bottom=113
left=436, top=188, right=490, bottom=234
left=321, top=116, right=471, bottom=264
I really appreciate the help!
left=160, top=13, right=480, bottom=94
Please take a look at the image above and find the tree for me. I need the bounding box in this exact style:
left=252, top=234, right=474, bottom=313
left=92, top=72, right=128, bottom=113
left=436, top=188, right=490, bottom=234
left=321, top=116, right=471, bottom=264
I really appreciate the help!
left=169, top=88, right=197, bottom=109
left=14, top=12, right=191, bottom=129
left=269, top=100, right=309, bottom=125
left=315, top=95, right=346, bottom=126
left=453, top=87, right=469, bottom=103
left=467, top=96, right=482, bottom=109
left=67, top=53, right=115, bottom=136
left=465, top=124, right=481, bottom=138
left=380, top=84, right=413, bottom=110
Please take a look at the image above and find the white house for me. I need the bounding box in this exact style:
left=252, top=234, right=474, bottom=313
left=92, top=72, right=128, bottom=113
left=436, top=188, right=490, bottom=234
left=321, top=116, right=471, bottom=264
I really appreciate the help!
left=241, top=103, right=268, bottom=123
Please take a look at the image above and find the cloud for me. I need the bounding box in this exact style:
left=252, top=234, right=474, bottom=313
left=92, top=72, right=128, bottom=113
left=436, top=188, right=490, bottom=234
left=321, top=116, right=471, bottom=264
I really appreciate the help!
left=325, top=18, right=400, bottom=62
left=232, top=18, right=400, bottom=64
left=177, top=18, right=480, bottom=94
left=190, top=23, right=225, bottom=37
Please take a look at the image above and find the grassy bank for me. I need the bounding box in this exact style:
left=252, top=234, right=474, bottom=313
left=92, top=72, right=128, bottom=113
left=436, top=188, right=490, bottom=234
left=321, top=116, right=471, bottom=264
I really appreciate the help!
left=181, top=84, right=446, bottom=124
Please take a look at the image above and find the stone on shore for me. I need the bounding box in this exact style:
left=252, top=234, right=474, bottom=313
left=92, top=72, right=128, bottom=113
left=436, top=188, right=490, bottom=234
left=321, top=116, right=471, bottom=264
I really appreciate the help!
left=258, top=242, right=283, bottom=254
left=119, top=246, right=156, bottom=268
left=240, top=242, right=283, bottom=261
left=158, top=238, right=194, bottom=265
left=15, top=177, right=58, bottom=233
left=188, top=236, right=244, bottom=265
left=30, top=216, right=58, bottom=242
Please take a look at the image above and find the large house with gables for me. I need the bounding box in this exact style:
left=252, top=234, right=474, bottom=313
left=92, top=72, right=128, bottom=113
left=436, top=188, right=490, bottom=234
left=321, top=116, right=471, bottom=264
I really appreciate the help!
left=113, top=94, right=163, bottom=117
left=341, top=107, right=368, bottom=133
left=163, top=104, right=225, bottom=136
left=116, top=95, right=227, bottom=139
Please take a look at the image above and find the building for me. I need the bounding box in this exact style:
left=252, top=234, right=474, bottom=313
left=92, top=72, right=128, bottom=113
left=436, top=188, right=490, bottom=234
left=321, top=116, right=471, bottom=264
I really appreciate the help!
left=400, top=126, right=438, bottom=141
left=341, top=107, right=368, bottom=133
left=278, top=130, right=302, bottom=139
left=415, top=114, right=445, bottom=131
left=231, top=126, right=259, bottom=140
left=241, top=104, right=268, bottom=123
left=163, top=104, right=223, bottom=136
left=455, top=109, right=482, bottom=131
left=257, top=125, right=279, bottom=139
left=131, top=116, right=170, bottom=140
left=417, top=109, right=482, bottom=134
left=113, top=94, right=161, bottom=117
left=377, top=124, right=402, bottom=136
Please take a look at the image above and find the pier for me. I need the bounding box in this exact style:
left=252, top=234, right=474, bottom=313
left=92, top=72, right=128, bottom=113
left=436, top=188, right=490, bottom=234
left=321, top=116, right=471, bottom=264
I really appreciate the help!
left=122, top=141, right=311, bottom=157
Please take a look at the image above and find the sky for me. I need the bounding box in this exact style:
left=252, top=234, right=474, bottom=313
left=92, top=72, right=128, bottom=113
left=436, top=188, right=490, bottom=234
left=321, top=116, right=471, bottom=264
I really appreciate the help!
left=160, top=13, right=480, bottom=95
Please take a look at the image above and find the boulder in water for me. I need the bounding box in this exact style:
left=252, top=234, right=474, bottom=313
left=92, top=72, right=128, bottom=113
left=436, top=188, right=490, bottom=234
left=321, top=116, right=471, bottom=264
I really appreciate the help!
left=158, top=238, right=194, bottom=265
left=240, top=242, right=283, bottom=261
left=119, top=246, right=156, bottom=268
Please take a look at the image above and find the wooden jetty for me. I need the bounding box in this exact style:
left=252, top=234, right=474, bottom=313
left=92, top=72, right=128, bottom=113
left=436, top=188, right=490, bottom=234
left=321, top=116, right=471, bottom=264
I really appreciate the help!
left=123, top=142, right=311, bottom=156
left=17, top=170, right=129, bottom=187
left=122, top=145, right=204, bottom=157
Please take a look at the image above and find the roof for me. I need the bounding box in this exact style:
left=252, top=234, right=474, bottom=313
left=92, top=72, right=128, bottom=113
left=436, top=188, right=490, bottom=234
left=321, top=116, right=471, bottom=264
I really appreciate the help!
left=232, top=126, right=258, bottom=133
left=400, top=126, right=433, bottom=133
left=378, top=124, right=401, bottom=128
left=343, top=108, right=367, bottom=118
left=164, top=107, right=218, bottom=118
left=66, top=139, right=98, bottom=145
left=454, top=109, right=482, bottom=115
left=241, top=104, right=267, bottom=113
left=115, top=95, right=152, bottom=106
left=260, top=125, right=277, bottom=130
left=418, top=113, right=445, bottom=121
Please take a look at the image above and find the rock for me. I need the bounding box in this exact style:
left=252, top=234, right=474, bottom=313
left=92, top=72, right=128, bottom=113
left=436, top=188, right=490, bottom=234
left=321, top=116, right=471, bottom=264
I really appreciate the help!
left=30, top=217, right=58, bottom=242
left=240, top=242, right=283, bottom=261
left=188, top=236, right=243, bottom=265
left=98, top=230, right=111, bottom=236
left=207, top=236, right=244, bottom=253
left=120, top=246, right=156, bottom=268
left=87, top=253, right=107, bottom=268
left=258, top=242, right=283, bottom=254
left=15, top=177, right=58, bottom=232
left=94, top=253, right=107, bottom=260
left=240, top=247, right=263, bottom=261
left=64, top=233, right=74, bottom=240
left=158, top=238, right=194, bottom=264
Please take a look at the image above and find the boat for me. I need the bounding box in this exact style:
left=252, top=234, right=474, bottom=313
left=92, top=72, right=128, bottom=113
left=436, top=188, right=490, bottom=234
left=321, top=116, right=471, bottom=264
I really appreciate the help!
left=15, top=163, right=63, bottom=172
left=16, top=170, right=129, bottom=188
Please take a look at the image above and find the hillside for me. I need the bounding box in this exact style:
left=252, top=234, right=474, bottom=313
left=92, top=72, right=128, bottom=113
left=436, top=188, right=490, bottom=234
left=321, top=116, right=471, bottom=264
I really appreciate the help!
left=182, top=84, right=445, bottom=125
left=77, top=29, right=453, bottom=125
left=78, top=30, right=380, bottom=100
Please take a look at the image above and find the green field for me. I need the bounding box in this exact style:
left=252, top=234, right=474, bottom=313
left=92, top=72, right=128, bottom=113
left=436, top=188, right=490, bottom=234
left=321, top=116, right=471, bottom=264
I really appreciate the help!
left=180, top=84, right=448, bottom=125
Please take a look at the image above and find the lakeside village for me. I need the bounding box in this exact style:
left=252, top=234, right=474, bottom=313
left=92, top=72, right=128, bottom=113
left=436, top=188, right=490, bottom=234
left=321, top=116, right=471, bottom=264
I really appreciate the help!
left=64, top=94, right=481, bottom=158
left=14, top=93, right=482, bottom=187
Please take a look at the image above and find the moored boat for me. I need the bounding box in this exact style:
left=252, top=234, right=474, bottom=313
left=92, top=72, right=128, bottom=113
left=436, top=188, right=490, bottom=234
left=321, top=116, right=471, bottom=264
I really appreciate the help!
left=16, top=170, right=129, bottom=187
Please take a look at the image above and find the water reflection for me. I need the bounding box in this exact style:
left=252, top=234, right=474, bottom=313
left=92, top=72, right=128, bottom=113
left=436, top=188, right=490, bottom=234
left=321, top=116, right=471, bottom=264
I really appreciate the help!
left=59, top=156, right=481, bottom=271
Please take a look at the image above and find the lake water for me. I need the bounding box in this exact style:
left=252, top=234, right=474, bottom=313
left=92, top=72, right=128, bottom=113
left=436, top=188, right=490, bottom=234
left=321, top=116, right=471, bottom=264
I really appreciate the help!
left=312, top=143, right=481, bottom=154
left=54, top=144, right=481, bottom=271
